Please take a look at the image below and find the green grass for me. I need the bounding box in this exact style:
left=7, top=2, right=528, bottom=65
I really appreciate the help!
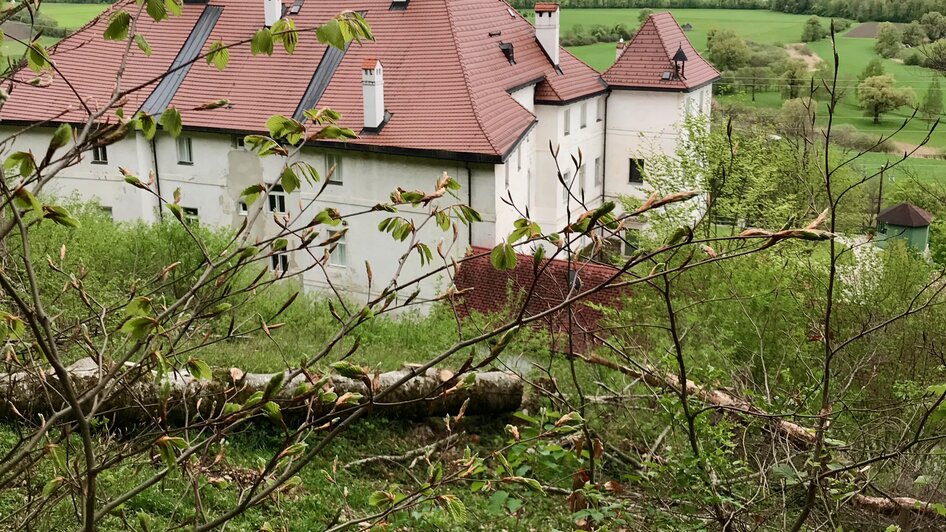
left=39, top=3, right=107, bottom=29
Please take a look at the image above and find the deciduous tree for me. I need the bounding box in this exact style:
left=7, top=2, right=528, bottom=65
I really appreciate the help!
left=857, top=74, right=916, bottom=122
left=874, top=22, right=903, bottom=58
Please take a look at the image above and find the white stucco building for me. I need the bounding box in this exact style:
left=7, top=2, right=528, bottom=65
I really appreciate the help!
left=0, top=1, right=717, bottom=300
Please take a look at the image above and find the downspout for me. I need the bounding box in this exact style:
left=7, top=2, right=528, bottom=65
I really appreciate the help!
left=466, top=163, right=473, bottom=247
left=151, top=138, right=164, bottom=222
left=601, top=91, right=609, bottom=207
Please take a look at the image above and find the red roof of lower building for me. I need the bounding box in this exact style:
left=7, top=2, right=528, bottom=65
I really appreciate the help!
left=877, top=203, right=933, bottom=227
left=1, top=0, right=604, bottom=163
left=603, top=12, right=719, bottom=91
left=453, top=247, right=630, bottom=354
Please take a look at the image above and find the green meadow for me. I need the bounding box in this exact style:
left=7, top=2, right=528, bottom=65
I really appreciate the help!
left=41, top=2, right=107, bottom=28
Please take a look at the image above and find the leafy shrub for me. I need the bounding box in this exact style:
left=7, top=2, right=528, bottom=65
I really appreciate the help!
left=830, top=123, right=894, bottom=152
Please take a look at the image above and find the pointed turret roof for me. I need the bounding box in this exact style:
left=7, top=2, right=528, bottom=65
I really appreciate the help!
left=603, top=12, right=719, bottom=91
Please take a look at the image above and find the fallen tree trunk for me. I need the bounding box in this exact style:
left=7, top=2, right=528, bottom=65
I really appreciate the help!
left=0, top=358, right=523, bottom=426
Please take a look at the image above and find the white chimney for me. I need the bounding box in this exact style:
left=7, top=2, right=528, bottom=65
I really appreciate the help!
left=264, top=0, right=281, bottom=27
left=362, top=58, right=385, bottom=130
left=616, top=38, right=626, bottom=61
left=534, top=3, right=560, bottom=67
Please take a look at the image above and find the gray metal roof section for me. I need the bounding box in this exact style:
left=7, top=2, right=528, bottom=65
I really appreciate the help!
left=292, top=43, right=350, bottom=121
left=140, top=5, right=224, bottom=115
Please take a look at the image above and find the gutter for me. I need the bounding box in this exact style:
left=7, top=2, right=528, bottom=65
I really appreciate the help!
left=151, top=138, right=164, bottom=222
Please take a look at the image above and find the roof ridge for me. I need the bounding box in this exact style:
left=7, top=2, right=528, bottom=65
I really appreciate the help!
left=648, top=14, right=674, bottom=62
left=442, top=0, right=504, bottom=157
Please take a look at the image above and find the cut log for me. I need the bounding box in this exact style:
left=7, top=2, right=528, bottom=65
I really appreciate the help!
left=0, top=358, right=524, bottom=425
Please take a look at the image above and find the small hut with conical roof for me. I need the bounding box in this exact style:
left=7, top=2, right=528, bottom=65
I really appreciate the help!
left=875, top=203, right=933, bottom=252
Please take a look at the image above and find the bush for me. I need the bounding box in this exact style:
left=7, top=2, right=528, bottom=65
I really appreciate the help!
left=903, top=51, right=923, bottom=66
left=830, top=124, right=894, bottom=152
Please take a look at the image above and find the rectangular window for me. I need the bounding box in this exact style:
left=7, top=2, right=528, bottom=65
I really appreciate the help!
left=326, top=154, right=342, bottom=185
left=517, top=147, right=522, bottom=171
left=92, top=145, right=107, bottom=164
left=328, top=230, right=347, bottom=267
left=629, top=158, right=644, bottom=184
left=596, top=97, right=604, bottom=122
left=238, top=201, right=248, bottom=215
left=594, top=157, right=602, bottom=186
left=562, top=170, right=572, bottom=202
left=177, top=137, right=193, bottom=164
left=232, top=136, right=246, bottom=149
left=270, top=253, right=289, bottom=275
left=623, top=229, right=640, bottom=256
left=504, top=163, right=510, bottom=189
left=268, top=184, right=287, bottom=214
left=580, top=102, right=588, bottom=129
left=563, top=108, right=571, bottom=136
left=182, top=207, right=199, bottom=225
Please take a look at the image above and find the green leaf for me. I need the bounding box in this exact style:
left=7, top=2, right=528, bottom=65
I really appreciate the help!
left=134, top=112, right=157, bottom=139
left=159, top=107, right=183, bottom=138
left=251, top=28, right=274, bottom=56
left=490, top=243, right=517, bottom=271
left=47, top=444, right=66, bottom=472
left=145, top=0, right=167, bottom=21
left=134, top=33, right=153, bottom=56
left=240, top=183, right=266, bottom=206
left=124, top=297, right=151, bottom=319
left=441, top=494, right=467, bottom=522
left=280, top=166, right=301, bottom=193
left=245, top=391, right=264, bottom=407
left=121, top=316, right=157, bottom=340
left=186, top=358, right=212, bottom=381
left=165, top=202, right=184, bottom=222
left=329, top=361, right=367, bottom=379
left=271, top=18, right=298, bottom=53
left=12, top=187, right=42, bottom=217
left=42, top=477, right=64, bottom=498
left=206, top=40, right=229, bottom=71
left=262, top=401, right=284, bottom=425
left=26, top=41, right=52, bottom=72
left=49, top=123, right=73, bottom=151
left=43, top=205, right=81, bottom=228
left=368, top=491, right=393, bottom=508
left=222, top=402, right=241, bottom=416
left=104, top=11, right=132, bottom=40
left=136, top=512, right=153, bottom=532
left=265, top=115, right=305, bottom=144
left=5, top=151, right=36, bottom=178
left=244, top=135, right=286, bottom=157
left=272, top=238, right=288, bottom=252
left=164, top=0, right=182, bottom=17
left=507, top=476, right=544, bottom=493
left=316, top=19, right=345, bottom=50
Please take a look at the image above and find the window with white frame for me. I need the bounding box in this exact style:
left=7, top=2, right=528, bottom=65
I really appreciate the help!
left=92, top=145, right=107, bottom=164
left=562, top=170, right=572, bottom=202
left=177, top=136, right=193, bottom=164
left=326, top=154, right=342, bottom=185
left=238, top=201, right=248, bottom=215
left=182, top=207, right=199, bottom=225
left=270, top=253, right=289, bottom=274
left=232, top=136, right=246, bottom=149
left=623, top=228, right=640, bottom=256
left=580, top=102, right=588, bottom=129
left=268, top=184, right=287, bottom=214
left=328, top=230, right=347, bottom=266
left=594, top=157, right=602, bottom=186
left=596, top=97, right=604, bottom=122
left=563, top=108, right=571, bottom=136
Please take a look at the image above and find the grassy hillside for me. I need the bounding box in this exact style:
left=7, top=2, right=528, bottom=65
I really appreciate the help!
left=41, top=2, right=107, bottom=28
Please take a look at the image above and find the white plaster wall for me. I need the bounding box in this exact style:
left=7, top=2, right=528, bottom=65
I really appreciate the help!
left=533, top=95, right=606, bottom=234
left=493, top=127, right=535, bottom=243
left=510, top=84, right=536, bottom=114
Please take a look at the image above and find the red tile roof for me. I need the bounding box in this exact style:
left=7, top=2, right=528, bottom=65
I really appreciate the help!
left=534, top=2, right=559, bottom=12
left=362, top=58, right=379, bottom=69
left=1, top=0, right=603, bottom=163
left=603, top=12, right=718, bottom=92
left=878, top=203, right=933, bottom=227
left=453, top=247, right=630, bottom=354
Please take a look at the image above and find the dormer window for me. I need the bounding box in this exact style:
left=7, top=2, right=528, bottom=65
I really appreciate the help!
left=499, top=42, right=515, bottom=64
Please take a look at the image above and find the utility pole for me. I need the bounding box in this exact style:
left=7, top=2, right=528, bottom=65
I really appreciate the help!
left=875, top=164, right=886, bottom=225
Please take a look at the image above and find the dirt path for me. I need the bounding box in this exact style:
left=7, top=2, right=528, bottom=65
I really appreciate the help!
left=785, top=43, right=823, bottom=71
left=846, top=22, right=880, bottom=38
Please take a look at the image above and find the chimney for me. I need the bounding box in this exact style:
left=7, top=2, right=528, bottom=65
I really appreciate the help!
left=615, top=38, right=625, bottom=61
left=264, top=0, right=281, bottom=27
left=534, top=3, right=560, bottom=67
left=362, top=58, right=385, bottom=130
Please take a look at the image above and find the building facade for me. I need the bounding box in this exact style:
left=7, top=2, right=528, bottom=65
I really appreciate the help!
left=0, top=1, right=717, bottom=299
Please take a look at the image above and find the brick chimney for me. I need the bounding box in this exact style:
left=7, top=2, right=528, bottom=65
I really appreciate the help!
left=534, top=3, right=560, bottom=67
left=362, top=58, right=385, bottom=130
left=264, top=0, right=281, bottom=27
